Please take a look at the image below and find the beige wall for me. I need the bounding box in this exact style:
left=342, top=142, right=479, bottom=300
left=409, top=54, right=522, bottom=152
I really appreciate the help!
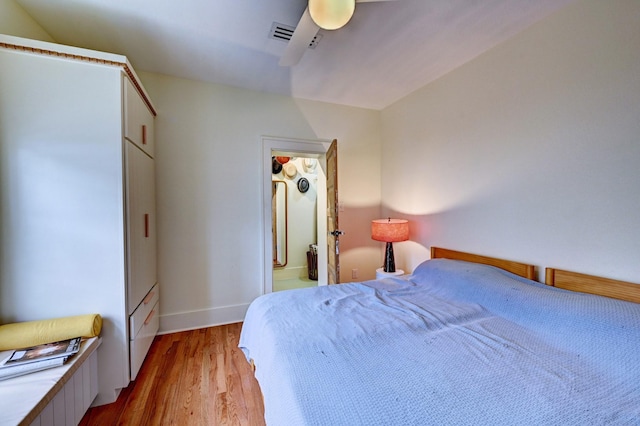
left=138, top=72, right=382, bottom=332
left=381, top=0, right=640, bottom=282
left=0, top=0, right=54, bottom=41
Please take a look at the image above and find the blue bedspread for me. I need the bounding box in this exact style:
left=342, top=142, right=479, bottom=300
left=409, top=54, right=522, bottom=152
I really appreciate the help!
left=239, top=259, right=640, bottom=425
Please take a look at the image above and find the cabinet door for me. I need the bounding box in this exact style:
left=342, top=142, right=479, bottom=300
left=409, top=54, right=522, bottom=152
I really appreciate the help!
left=126, top=141, right=157, bottom=314
left=124, top=77, right=155, bottom=157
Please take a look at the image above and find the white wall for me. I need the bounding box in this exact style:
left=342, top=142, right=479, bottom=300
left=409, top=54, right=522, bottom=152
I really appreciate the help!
left=380, top=0, right=640, bottom=282
left=137, top=72, right=382, bottom=333
left=0, top=0, right=54, bottom=41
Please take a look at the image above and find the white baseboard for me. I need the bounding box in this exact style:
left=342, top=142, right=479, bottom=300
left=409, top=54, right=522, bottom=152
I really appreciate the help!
left=158, top=303, right=251, bottom=334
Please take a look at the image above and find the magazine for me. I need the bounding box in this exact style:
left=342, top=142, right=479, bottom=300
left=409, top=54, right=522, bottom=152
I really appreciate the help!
left=1, top=337, right=81, bottom=368
left=0, top=356, right=67, bottom=381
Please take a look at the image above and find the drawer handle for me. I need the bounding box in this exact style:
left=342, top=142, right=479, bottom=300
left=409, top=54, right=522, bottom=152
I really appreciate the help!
left=142, top=125, right=147, bottom=145
left=143, top=290, right=155, bottom=305
left=144, top=213, right=149, bottom=238
left=144, top=309, right=156, bottom=326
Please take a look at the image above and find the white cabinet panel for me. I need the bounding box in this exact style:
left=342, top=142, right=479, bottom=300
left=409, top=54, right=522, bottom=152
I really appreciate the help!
left=130, top=300, right=159, bottom=379
left=124, top=78, right=155, bottom=157
left=52, top=391, right=65, bottom=426
left=130, top=283, right=159, bottom=339
left=126, top=141, right=157, bottom=315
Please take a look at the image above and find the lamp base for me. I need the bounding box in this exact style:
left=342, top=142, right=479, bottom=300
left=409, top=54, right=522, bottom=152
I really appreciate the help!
left=383, top=242, right=396, bottom=273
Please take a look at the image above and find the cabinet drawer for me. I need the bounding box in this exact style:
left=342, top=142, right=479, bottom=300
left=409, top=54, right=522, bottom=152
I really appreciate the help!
left=130, top=300, right=159, bottom=380
left=124, top=77, right=155, bottom=157
left=129, top=283, right=159, bottom=339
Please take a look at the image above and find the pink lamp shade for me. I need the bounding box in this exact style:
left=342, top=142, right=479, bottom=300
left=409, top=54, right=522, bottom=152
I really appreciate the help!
left=371, top=218, right=409, bottom=273
left=371, top=219, right=409, bottom=243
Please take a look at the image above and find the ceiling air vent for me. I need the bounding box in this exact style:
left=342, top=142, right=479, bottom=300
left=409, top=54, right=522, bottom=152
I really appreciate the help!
left=270, top=22, right=322, bottom=49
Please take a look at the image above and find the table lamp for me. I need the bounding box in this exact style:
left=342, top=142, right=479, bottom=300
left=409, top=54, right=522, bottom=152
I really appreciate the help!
left=371, top=218, right=409, bottom=273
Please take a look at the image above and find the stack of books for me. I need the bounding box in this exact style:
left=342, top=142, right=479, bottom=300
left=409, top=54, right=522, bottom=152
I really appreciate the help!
left=0, top=337, right=81, bottom=381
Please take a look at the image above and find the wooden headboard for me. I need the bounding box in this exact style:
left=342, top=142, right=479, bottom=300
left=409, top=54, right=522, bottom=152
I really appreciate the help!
left=430, top=247, right=537, bottom=280
left=545, top=268, right=640, bottom=304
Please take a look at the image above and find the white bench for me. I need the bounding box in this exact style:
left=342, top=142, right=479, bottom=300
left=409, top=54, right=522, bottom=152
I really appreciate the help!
left=0, top=337, right=100, bottom=426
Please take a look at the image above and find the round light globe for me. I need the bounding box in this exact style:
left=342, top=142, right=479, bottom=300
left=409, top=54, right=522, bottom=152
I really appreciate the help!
left=309, top=0, right=356, bottom=30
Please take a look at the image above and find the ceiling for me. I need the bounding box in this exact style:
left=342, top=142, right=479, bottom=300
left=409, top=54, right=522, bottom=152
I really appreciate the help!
left=16, top=0, right=575, bottom=110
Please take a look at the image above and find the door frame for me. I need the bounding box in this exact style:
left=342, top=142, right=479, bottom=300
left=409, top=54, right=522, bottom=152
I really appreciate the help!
left=262, top=136, right=332, bottom=294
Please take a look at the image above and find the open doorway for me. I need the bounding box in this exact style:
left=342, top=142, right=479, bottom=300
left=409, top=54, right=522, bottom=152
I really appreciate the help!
left=271, top=155, right=320, bottom=292
left=262, top=137, right=333, bottom=294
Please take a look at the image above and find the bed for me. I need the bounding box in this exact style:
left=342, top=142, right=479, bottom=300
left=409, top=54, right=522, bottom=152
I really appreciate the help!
left=239, top=247, right=640, bottom=425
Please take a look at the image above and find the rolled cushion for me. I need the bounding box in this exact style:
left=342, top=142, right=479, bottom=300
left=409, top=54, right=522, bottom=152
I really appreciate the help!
left=0, top=314, right=102, bottom=351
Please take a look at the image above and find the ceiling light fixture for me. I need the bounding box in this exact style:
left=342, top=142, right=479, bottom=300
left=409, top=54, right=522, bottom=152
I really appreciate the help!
left=308, top=0, right=356, bottom=30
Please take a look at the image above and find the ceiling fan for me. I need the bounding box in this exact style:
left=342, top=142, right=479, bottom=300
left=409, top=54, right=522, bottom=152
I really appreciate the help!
left=279, top=0, right=399, bottom=66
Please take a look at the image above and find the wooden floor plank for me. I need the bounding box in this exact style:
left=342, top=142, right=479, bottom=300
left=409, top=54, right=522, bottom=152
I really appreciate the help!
left=80, top=323, right=265, bottom=426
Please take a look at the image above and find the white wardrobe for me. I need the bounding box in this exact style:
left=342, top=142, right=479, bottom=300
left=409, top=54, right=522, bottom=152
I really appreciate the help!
left=0, top=34, right=159, bottom=405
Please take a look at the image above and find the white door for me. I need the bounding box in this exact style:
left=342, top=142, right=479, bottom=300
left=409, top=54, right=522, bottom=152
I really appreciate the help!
left=125, top=141, right=157, bottom=314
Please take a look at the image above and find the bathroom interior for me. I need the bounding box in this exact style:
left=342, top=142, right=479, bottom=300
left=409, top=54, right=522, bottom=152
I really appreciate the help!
left=271, top=155, right=320, bottom=292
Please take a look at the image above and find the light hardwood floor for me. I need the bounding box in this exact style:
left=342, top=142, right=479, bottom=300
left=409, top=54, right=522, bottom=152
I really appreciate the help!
left=80, top=323, right=265, bottom=425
